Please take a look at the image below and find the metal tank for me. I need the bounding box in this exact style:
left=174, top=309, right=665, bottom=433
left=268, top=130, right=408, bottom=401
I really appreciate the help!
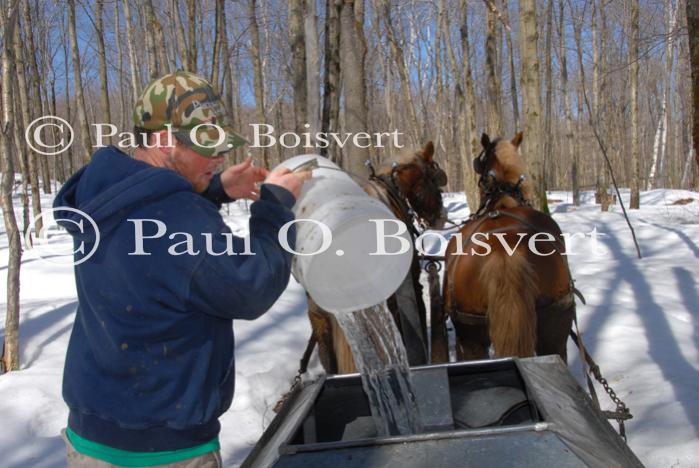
left=241, top=355, right=644, bottom=468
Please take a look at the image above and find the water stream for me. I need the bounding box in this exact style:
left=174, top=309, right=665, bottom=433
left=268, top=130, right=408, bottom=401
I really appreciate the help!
left=332, top=302, right=423, bottom=436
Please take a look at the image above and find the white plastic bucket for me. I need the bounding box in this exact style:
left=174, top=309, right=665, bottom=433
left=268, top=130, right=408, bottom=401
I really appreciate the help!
left=276, top=154, right=413, bottom=313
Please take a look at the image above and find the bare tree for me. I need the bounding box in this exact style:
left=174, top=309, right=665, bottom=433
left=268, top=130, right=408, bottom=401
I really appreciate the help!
left=211, top=0, right=224, bottom=88
left=543, top=0, right=554, bottom=188
left=485, top=1, right=503, bottom=135
left=187, top=0, right=197, bottom=72
left=500, top=0, right=519, bottom=130
left=321, top=0, right=342, bottom=163
left=13, top=7, right=42, bottom=234
left=340, top=0, right=370, bottom=182
left=95, top=0, right=112, bottom=144
left=559, top=0, right=578, bottom=205
left=630, top=0, right=641, bottom=207
left=383, top=0, right=421, bottom=146
left=23, top=0, right=50, bottom=193
left=122, top=0, right=141, bottom=98
left=519, top=0, right=547, bottom=211
left=249, top=0, right=269, bottom=168
left=67, top=0, right=92, bottom=163
left=689, top=0, right=699, bottom=187
left=305, top=0, right=322, bottom=137
left=1, top=0, right=22, bottom=373
left=289, top=0, right=307, bottom=136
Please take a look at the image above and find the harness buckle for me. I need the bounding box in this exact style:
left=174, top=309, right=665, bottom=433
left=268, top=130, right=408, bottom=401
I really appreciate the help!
left=488, top=210, right=501, bottom=219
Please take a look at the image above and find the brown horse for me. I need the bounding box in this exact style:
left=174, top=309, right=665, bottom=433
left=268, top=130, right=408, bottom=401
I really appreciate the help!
left=436, top=132, right=575, bottom=362
left=309, top=142, right=448, bottom=373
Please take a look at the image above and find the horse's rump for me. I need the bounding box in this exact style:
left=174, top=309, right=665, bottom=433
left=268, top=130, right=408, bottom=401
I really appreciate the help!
left=444, top=207, right=574, bottom=360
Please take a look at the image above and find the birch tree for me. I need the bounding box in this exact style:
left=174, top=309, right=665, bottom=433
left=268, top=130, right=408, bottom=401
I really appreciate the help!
left=1, top=0, right=22, bottom=373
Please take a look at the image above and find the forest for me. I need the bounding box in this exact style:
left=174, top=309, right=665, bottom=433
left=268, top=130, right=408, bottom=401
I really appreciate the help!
left=1, top=0, right=698, bottom=372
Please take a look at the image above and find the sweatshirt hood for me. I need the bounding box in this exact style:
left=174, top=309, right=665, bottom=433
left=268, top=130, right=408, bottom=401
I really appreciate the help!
left=53, top=146, right=192, bottom=241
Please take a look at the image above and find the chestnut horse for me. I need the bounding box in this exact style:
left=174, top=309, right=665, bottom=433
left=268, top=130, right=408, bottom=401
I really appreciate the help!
left=436, top=133, right=575, bottom=362
left=309, top=142, right=448, bottom=373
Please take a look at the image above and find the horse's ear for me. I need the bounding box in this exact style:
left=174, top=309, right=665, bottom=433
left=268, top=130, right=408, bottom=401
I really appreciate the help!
left=421, top=141, right=435, bottom=161
left=481, top=133, right=491, bottom=149
left=511, top=131, right=523, bottom=148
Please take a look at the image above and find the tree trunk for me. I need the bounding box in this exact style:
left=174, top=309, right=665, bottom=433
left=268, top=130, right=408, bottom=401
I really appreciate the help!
left=543, top=0, right=554, bottom=189
left=0, top=0, right=22, bottom=373
left=501, top=0, right=520, bottom=130
left=114, top=0, right=127, bottom=132
left=485, top=3, right=503, bottom=136
left=23, top=0, right=51, bottom=193
left=142, top=1, right=159, bottom=79
left=289, top=0, right=307, bottom=136
left=630, top=0, right=640, bottom=207
left=61, top=17, right=75, bottom=175
left=340, top=0, right=369, bottom=183
left=122, top=0, right=141, bottom=99
left=689, top=0, right=699, bottom=187
left=68, top=0, right=92, bottom=163
left=211, top=0, right=224, bottom=88
left=95, top=0, right=112, bottom=144
left=599, top=1, right=610, bottom=210
left=460, top=0, right=480, bottom=212
left=559, top=0, right=578, bottom=205
left=187, top=0, right=197, bottom=72
left=249, top=0, right=269, bottom=168
left=305, top=0, right=322, bottom=138
left=13, top=9, right=43, bottom=235
left=321, top=0, right=342, bottom=163
left=519, top=0, right=547, bottom=212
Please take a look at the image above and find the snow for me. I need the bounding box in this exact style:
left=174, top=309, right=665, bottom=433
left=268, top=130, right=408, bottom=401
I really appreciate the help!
left=1, top=186, right=699, bottom=467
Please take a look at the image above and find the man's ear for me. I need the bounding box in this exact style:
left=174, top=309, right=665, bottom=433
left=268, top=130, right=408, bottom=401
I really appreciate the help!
left=511, top=131, right=523, bottom=148
left=155, top=129, right=175, bottom=154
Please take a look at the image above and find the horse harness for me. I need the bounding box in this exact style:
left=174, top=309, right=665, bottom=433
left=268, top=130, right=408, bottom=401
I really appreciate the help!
left=366, top=163, right=423, bottom=238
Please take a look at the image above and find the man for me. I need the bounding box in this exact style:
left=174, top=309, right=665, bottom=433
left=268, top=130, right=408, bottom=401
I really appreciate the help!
left=53, top=71, right=310, bottom=467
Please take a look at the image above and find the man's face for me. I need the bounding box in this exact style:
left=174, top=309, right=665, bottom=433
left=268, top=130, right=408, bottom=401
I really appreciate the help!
left=169, top=141, right=224, bottom=193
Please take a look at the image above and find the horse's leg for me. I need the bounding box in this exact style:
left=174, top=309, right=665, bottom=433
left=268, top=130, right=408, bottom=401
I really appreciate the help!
left=391, top=271, right=428, bottom=366
left=307, top=298, right=337, bottom=373
left=481, top=250, right=538, bottom=358
left=454, top=321, right=490, bottom=361
left=536, top=298, right=576, bottom=364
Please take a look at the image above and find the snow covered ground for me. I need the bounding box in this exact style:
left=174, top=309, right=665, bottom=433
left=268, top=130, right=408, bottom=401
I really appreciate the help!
left=1, top=186, right=698, bottom=467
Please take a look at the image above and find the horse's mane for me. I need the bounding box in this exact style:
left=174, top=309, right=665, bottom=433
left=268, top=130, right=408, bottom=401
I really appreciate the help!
left=376, top=148, right=419, bottom=176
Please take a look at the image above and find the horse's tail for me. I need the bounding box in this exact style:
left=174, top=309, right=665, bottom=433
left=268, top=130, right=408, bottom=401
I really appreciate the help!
left=480, top=248, right=539, bottom=357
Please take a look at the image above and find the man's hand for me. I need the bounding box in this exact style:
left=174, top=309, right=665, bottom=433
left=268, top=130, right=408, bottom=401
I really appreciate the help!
left=264, top=167, right=312, bottom=200
left=219, top=157, right=269, bottom=200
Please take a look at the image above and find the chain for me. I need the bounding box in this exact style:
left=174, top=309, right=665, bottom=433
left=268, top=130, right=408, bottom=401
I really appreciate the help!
left=590, top=362, right=633, bottom=441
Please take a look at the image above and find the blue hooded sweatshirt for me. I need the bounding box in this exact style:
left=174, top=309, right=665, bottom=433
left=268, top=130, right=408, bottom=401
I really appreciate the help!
left=53, top=146, right=295, bottom=452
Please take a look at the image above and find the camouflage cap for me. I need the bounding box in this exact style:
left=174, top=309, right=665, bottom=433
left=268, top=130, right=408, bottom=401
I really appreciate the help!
left=133, top=71, right=247, bottom=157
